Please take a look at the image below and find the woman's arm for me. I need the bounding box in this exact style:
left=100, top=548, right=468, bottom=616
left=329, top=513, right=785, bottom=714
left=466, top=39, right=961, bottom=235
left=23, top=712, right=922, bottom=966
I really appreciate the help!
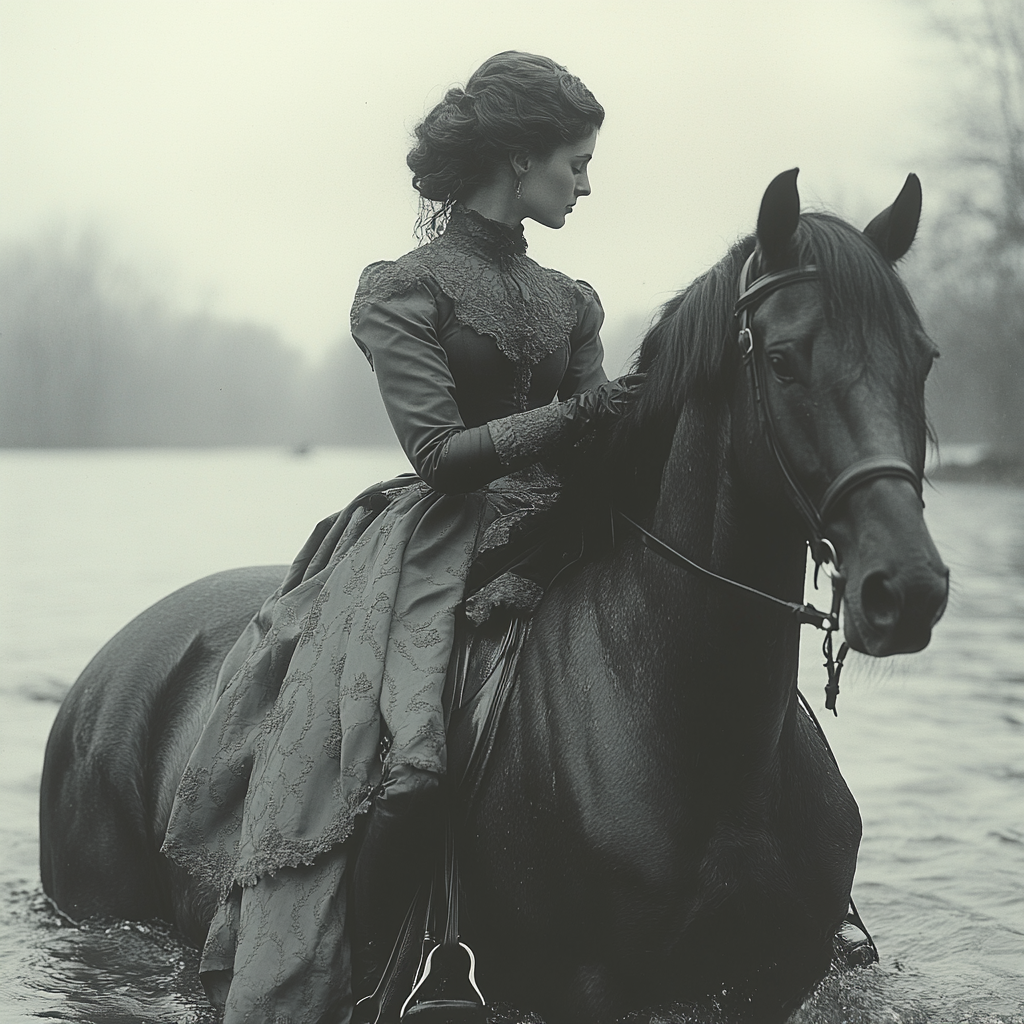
left=558, top=280, right=608, bottom=398
left=352, top=272, right=636, bottom=494
left=353, top=280, right=505, bottom=494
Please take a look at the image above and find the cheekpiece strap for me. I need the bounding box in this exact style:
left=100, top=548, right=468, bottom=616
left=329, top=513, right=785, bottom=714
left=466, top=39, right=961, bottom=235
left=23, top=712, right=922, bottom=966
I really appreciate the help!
left=733, top=251, right=828, bottom=561
left=732, top=250, right=923, bottom=572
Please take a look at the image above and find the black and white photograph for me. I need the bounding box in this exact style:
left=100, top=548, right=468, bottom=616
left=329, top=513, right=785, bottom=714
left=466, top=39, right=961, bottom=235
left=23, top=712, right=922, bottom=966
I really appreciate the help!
left=1, top=1, right=1022, bottom=1021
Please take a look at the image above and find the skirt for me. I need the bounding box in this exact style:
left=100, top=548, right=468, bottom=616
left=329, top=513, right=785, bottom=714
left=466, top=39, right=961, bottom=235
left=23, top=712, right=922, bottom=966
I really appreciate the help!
left=161, top=468, right=563, bottom=1023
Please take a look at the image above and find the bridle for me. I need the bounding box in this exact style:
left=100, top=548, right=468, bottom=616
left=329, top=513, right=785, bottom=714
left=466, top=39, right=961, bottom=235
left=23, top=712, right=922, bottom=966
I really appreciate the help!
left=615, top=248, right=925, bottom=715
left=733, top=251, right=922, bottom=571
left=614, top=246, right=907, bottom=961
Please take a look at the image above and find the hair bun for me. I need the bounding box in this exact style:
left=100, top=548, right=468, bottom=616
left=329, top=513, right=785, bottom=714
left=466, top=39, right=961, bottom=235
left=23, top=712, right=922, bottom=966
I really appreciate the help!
left=443, top=86, right=475, bottom=113
left=408, top=52, right=604, bottom=239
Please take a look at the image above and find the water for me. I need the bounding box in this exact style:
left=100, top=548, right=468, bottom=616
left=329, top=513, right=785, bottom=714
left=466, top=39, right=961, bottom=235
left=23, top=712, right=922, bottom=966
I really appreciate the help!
left=1, top=449, right=1022, bottom=1023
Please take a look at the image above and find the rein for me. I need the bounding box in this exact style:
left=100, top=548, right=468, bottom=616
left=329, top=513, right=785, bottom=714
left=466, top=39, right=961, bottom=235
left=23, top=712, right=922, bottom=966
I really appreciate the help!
left=616, top=249, right=924, bottom=715
left=610, top=246, right=894, bottom=967
left=614, top=507, right=850, bottom=713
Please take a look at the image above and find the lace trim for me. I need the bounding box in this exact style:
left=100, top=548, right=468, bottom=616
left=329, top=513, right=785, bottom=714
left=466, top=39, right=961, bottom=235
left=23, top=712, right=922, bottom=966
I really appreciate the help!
left=464, top=572, right=545, bottom=626
left=161, top=787, right=375, bottom=899
left=487, top=403, right=568, bottom=467
left=446, top=205, right=527, bottom=259
left=477, top=510, right=530, bottom=554
left=485, top=461, right=563, bottom=495
left=350, top=206, right=583, bottom=409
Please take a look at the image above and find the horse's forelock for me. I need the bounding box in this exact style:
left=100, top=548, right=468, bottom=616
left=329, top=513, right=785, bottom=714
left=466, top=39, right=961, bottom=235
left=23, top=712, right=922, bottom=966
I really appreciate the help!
left=795, top=213, right=932, bottom=444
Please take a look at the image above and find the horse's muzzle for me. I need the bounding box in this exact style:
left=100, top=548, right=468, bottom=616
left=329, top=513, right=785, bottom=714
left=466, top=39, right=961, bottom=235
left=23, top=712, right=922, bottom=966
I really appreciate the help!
left=828, top=477, right=949, bottom=657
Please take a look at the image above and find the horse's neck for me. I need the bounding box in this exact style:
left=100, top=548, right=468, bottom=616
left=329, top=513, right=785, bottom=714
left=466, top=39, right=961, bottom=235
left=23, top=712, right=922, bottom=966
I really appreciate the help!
left=625, top=403, right=807, bottom=768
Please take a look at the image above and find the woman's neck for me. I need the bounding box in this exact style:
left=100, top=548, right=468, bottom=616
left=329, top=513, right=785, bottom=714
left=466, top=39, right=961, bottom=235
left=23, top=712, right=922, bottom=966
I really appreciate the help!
left=462, top=173, right=523, bottom=229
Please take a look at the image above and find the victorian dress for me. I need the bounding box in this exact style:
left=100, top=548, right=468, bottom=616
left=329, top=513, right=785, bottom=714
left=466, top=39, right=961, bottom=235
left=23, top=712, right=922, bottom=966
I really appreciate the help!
left=160, top=206, right=610, bottom=1023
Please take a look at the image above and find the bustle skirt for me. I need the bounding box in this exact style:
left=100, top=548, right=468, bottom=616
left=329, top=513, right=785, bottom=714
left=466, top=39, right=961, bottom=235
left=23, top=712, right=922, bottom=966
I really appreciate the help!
left=160, top=468, right=563, bottom=1023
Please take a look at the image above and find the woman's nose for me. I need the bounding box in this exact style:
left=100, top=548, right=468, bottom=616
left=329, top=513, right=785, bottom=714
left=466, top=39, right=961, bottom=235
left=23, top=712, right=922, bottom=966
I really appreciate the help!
left=576, top=173, right=591, bottom=197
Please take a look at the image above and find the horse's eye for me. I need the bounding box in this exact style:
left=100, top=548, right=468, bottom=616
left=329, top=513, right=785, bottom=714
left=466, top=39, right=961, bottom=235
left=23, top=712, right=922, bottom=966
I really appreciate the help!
left=768, top=352, right=794, bottom=382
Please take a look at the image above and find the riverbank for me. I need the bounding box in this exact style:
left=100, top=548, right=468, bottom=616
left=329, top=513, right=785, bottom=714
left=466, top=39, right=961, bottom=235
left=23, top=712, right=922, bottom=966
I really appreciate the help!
left=929, top=453, right=1024, bottom=486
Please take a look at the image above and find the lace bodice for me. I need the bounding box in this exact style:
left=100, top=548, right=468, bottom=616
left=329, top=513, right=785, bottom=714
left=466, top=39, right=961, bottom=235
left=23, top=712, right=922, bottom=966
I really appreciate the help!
left=348, top=206, right=607, bottom=493
left=350, top=206, right=605, bottom=417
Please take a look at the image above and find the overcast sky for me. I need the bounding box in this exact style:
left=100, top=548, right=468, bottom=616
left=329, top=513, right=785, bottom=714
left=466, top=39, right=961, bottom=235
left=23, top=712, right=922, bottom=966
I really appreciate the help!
left=1, top=0, right=949, bottom=370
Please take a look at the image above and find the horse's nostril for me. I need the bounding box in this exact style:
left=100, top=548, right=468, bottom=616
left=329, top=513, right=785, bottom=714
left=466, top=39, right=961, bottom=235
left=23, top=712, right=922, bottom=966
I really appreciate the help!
left=861, top=571, right=903, bottom=632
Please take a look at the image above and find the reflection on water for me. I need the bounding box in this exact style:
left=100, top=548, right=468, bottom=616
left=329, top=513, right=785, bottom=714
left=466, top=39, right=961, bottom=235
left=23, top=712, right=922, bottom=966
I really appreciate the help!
left=1, top=452, right=1022, bottom=1023
left=6, top=889, right=214, bottom=1024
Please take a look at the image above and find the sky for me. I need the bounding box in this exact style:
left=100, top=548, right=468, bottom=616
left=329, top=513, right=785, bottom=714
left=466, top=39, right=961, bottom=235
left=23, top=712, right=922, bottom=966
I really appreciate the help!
left=0, top=0, right=949, bottom=371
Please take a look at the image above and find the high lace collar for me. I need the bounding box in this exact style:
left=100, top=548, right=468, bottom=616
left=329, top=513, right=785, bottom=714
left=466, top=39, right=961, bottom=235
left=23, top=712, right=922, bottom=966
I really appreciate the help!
left=444, top=205, right=528, bottom=260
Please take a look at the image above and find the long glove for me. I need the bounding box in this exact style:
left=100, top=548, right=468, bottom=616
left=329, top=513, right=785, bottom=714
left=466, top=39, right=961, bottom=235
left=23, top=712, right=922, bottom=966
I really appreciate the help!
left=422, top=375, right=643, bottom=493
left=486, top=374, right=645, bottom=474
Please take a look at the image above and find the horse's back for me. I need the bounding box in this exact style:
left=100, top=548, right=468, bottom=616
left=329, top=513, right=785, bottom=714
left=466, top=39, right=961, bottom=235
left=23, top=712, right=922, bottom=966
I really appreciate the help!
left=39, top=565, right=284, bottom=937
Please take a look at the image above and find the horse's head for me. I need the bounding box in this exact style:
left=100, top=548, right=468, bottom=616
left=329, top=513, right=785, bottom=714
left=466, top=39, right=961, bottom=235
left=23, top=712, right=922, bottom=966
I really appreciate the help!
left=730, top=169, right=948, bottom=656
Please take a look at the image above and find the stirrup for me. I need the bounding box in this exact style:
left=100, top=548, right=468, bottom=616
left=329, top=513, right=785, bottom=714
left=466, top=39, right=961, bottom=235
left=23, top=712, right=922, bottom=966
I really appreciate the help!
left=400, top=940, right=485, bottom=1023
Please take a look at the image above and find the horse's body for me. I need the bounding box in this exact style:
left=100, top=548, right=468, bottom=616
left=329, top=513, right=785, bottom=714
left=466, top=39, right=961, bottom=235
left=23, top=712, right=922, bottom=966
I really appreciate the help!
left=40, top=172, right=949, bottom=1022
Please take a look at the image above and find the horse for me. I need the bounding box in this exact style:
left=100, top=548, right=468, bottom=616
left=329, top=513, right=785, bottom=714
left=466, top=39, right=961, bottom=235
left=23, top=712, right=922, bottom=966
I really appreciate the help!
left=39, top=169, right=949, bottom=1023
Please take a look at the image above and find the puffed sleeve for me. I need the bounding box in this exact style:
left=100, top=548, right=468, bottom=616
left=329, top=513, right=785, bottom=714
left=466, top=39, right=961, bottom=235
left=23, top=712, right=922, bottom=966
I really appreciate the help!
left=350, top=263, right=505, bottom=494
left=558, top=280, right=608, bottom=399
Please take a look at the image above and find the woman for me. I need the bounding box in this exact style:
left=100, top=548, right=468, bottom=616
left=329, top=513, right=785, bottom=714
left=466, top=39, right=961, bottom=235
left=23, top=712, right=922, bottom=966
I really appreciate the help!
left=162, top=50, right=636, bottom=1024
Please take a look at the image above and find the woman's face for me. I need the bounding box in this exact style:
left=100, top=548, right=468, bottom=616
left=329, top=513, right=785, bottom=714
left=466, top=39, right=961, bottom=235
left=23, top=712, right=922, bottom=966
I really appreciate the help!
left=521, top=130, right=597, bottom=229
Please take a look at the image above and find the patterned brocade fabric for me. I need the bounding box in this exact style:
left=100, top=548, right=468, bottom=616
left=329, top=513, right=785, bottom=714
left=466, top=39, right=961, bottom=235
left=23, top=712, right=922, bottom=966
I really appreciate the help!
left=161, top=481, right=482, bottom=901
left=350, top=206, right=590, bottom=409
left=160, top=207, right=607, bottom=1024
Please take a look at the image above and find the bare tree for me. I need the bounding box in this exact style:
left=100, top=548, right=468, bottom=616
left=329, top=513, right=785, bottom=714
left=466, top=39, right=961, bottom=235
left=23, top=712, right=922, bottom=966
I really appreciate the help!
left=917, top=0, right=1024, bottom=463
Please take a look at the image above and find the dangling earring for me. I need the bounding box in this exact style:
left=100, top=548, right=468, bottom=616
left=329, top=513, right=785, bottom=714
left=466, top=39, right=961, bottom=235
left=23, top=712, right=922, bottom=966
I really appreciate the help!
left=514, top=176, right=524, bottom=201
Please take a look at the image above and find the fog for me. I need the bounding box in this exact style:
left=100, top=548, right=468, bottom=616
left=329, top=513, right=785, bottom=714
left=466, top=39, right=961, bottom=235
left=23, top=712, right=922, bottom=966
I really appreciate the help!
left=1, top=0, right=1021, bottom=459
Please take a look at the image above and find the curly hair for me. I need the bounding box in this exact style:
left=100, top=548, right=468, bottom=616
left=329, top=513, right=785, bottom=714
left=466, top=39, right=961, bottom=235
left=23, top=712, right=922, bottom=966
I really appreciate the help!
left=407, top=51, right=605, bottom=238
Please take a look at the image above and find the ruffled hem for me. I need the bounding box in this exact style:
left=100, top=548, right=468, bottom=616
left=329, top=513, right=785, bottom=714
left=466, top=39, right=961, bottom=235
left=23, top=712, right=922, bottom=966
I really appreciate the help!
left=163, top=791, right=373, bottom=899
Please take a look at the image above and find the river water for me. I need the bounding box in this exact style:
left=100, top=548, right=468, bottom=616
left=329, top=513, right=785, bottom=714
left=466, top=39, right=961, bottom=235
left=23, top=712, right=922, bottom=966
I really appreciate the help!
left=1, top=448, right=1021, bottom=1023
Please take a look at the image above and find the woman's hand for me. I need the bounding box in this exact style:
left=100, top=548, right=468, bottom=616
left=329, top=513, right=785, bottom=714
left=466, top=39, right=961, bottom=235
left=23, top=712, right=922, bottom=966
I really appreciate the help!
left=567, top=373, right=646, bottom=426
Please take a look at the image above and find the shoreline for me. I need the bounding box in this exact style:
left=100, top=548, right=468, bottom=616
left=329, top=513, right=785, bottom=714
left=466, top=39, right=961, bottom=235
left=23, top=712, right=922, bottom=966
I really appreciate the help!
left=928, top=454, right=1024, bottom=487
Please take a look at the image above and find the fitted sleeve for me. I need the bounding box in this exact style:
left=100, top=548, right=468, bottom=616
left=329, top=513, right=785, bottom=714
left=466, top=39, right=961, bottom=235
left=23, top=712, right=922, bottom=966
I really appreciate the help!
left=351, top=268, right=505, bottom=494
left=350, top=262, right=614, bottom=495
left=558, top=280, right=608, bottom=399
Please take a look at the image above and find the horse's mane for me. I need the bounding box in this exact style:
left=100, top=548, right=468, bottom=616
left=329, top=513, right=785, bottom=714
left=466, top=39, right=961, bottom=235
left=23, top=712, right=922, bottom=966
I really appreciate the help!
left=563, top=211, right=931, bottom=519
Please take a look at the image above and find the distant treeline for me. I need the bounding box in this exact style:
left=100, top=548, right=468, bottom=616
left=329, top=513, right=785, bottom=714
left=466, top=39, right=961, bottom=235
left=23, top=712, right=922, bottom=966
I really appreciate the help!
left=1, top=220, right=1020, bottom=459
left=915, top=266, right=1024, bottom=461
left=0, top=233, right=393, bottom=448
left=913, top=0, right=1024, bottom=465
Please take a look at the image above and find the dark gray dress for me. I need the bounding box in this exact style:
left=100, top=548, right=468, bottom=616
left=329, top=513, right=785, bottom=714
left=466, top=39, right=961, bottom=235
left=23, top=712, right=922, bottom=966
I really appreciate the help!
left=161, top=206, right=607, bottom=1023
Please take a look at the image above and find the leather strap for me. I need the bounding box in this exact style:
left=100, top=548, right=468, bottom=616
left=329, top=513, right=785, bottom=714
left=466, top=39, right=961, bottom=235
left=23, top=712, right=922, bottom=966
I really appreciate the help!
left=733, top=250, right=923, bottom=565
left=735, top=263, right=820, bottom=314
left=819, top=456, right=922, bottom=522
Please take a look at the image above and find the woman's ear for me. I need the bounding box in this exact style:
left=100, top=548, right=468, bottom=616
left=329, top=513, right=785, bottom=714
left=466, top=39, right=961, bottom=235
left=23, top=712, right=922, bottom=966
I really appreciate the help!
left=509, top=150, right=532, bottom=179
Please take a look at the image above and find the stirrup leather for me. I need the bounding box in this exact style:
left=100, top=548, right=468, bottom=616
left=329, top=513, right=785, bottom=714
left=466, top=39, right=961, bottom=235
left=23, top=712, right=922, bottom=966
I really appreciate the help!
left=400, top=815, right=485, bottom=1023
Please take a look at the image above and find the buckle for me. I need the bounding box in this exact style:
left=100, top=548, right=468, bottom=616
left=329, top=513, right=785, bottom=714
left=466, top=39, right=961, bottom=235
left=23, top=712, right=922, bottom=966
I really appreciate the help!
left=738, top=326, right=754, bottom=358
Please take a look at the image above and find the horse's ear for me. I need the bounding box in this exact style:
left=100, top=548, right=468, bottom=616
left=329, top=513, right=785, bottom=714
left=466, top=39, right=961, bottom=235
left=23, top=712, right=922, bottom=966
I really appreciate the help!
left=757, top=168, right=801, bottom=266
left=863, top=173, right=922, bottom=263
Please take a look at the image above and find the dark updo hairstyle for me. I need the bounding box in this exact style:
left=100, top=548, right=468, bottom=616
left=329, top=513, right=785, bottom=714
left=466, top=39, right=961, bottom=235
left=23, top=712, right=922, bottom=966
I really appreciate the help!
left=407, top=51, right=605, bottom=239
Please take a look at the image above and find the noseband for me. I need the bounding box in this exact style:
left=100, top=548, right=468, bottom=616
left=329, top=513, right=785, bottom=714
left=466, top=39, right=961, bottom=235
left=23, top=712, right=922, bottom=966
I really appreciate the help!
left=734, top=250, right=922, bottom=569
left=615, top=248, right=925, bottom=716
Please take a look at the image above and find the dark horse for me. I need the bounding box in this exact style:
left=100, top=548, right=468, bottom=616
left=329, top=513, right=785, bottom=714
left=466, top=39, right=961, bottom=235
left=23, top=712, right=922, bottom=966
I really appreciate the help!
left=40, top=171, right=948, bottom=1023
